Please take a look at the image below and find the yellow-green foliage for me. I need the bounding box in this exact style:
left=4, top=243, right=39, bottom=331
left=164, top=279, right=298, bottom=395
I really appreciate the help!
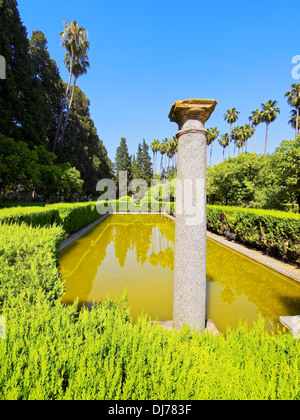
left=47, top=203, right=101, bottom=234
left=0, top=223, right=65, bottom=307
left=0, top=207, right=60, bottom=227
left=0, top=203, right=102, bottom=234
left=1, top=294, right=300, bottom=400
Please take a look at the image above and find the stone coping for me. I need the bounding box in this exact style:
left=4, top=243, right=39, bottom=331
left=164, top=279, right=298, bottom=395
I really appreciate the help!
left=150, top=320, right=219, bottom=336
left=60, top=213, right=110, bottom=252
left=280, top=316, right=300, bottom=339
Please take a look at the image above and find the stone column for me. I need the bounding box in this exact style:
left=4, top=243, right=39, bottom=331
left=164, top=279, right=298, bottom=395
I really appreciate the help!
left=169, top=99, right=218, bottom=332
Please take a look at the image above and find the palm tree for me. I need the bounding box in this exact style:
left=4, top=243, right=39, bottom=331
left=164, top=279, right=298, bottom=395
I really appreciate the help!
left=236, top=127, right=246, bottom=154
left=166, top=141, right=175, bottom=174
left=224, top=108, right=240, bottom=159
left=159, top=140, right=168, bottom=176
left=59, top=51, right=90, bottom=143
left=151, top=139, right=160, bottom=177
left=207, top=127, right=219, bottom=166
left=218, top=134, right=229, bottom=162
left=261, top=100, right=280, bottom=156
left=172, top=136, right=179, bottom=174
left=243, top=124, right=255, bottom=153
left=285, top=83, right=300, bottom=138
left=168, top=137, right=177, bottom=172
left=231, top=126, right=241, bottom=157
left=52, top=20, right=90, bottom=153
left=288, top=109, right=300, bottom=133
left=249, top=109, right=262, bottom=154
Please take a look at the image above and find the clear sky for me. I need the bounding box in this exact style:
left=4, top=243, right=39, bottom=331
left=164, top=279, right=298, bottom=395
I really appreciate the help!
left=18, top=0, right=300, bottom=165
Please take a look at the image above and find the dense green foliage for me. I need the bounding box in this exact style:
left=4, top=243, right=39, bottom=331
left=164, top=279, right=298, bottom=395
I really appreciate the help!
left=207, top=205, right=300, bottom=263
left=54, top=203, right=101, bottom=234
left=1, top=213, right=300, bottom=400
left=0, top=1, right=113, bottom=200
left=0, top=206, right=60, bottom=228
left=207, top=137, right=300, bottom=212
left=0, top=135, right=84, bottom=201
left=0, top=202, right=103, bottom=235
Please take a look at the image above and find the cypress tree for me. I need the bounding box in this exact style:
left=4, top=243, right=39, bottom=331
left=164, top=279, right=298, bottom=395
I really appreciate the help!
left=115, top=138, right=132, bottom=179
left=136, top=139, right=153, bottom=186
left=57, top=86, right=113, bottom=194
left=0, top=0, right=46, bottom=147
left=29, top=30, right=65, bottom=150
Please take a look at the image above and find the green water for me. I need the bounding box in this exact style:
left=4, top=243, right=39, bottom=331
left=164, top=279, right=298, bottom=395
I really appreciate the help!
left=59, top=214, right=300, bottom=333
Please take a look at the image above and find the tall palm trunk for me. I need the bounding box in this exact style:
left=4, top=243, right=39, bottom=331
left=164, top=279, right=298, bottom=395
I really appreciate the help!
left=52, top=56, right=74, bottom=153
left=265, top=122, right=269, bottom=156
left=152, top=153, right=155, bottom=178
left=254, top=125, right=257, bottom=154
left=228, top=124, right=232, bottom=159
left=296, top=106, right=299, bottom=138
left=210, top=144, right=213, bottom=167
left=60, top=76, right=78, bottom=144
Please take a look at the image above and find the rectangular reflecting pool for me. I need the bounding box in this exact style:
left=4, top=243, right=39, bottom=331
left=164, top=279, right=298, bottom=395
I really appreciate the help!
left=59, top=214, right=300, bottom=333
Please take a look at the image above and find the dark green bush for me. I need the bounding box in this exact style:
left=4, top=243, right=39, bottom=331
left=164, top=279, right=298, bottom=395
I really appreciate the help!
left=52, top=203, right=101, bottom=235
left=207, top=206, right=300, bottom=263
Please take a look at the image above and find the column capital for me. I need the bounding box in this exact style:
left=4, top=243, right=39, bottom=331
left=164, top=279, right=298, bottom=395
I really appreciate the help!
left=169, top=99, right=218, bottom=128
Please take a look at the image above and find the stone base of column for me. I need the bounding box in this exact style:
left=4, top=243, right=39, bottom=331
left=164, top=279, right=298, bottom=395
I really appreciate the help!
left=150, top=320, right=219, bottom=336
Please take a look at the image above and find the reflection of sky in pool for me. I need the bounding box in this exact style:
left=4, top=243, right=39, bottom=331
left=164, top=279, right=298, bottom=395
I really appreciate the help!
left=59, top=214, right=300, bottom=333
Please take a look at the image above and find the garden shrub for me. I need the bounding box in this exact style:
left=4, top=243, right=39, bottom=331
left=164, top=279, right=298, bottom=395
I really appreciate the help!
left=51, top=203, right=101, bottom=235
left=0, top=203, right=103, bottom=234
left=0, top=207, right=61, bottom=228
left=0, top=222, right=65, bottom=308
left=207, top=206, right=300, bottom=263
left=234, top=209, right=300, bottom=263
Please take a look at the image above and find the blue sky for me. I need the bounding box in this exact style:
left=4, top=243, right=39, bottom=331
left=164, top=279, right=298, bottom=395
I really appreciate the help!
left=18, top=0, right=300, bottom=165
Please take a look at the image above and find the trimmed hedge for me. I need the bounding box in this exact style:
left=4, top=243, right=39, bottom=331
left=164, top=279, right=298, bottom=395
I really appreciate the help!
left=0, top=207, right=61, bottom=228
left=207, top=205, right=300, bottom=264
left=0, top=203, right=103, bottom=234
left=49, top=203, right=101, bottom=235
left=0, top=223, right=65, bottom=308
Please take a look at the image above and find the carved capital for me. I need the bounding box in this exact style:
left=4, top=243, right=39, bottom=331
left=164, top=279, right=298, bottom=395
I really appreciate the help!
left=169, top=99, right=218, bottom=129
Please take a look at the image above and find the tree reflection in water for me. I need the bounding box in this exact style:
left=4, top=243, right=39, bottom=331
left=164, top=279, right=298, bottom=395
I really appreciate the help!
left=60, top=215, right=175, bottom=321
left=60, top=215, right=300, bottom=332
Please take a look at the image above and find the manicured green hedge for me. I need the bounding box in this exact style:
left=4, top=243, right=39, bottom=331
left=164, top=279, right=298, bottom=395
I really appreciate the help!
left=0, top=223, right=65, bottom=308
left=49, top=203, right=101, bottom=235
left=2, top=297, right=300, bottom=400
left=207, top=205, right=300, bottom=263
left=0, top=203, right=103, bottom=234
left=0, top=207, right=61, bottom=228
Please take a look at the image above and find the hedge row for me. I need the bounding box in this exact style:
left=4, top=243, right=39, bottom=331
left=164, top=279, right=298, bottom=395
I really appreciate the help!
left=0, top=207, right=60, bottom=228
left=1, top=202, right=299, bottom=263
left=207, top=205, right=300, bottom=264
left=0, top=203, right=102, bottom=235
